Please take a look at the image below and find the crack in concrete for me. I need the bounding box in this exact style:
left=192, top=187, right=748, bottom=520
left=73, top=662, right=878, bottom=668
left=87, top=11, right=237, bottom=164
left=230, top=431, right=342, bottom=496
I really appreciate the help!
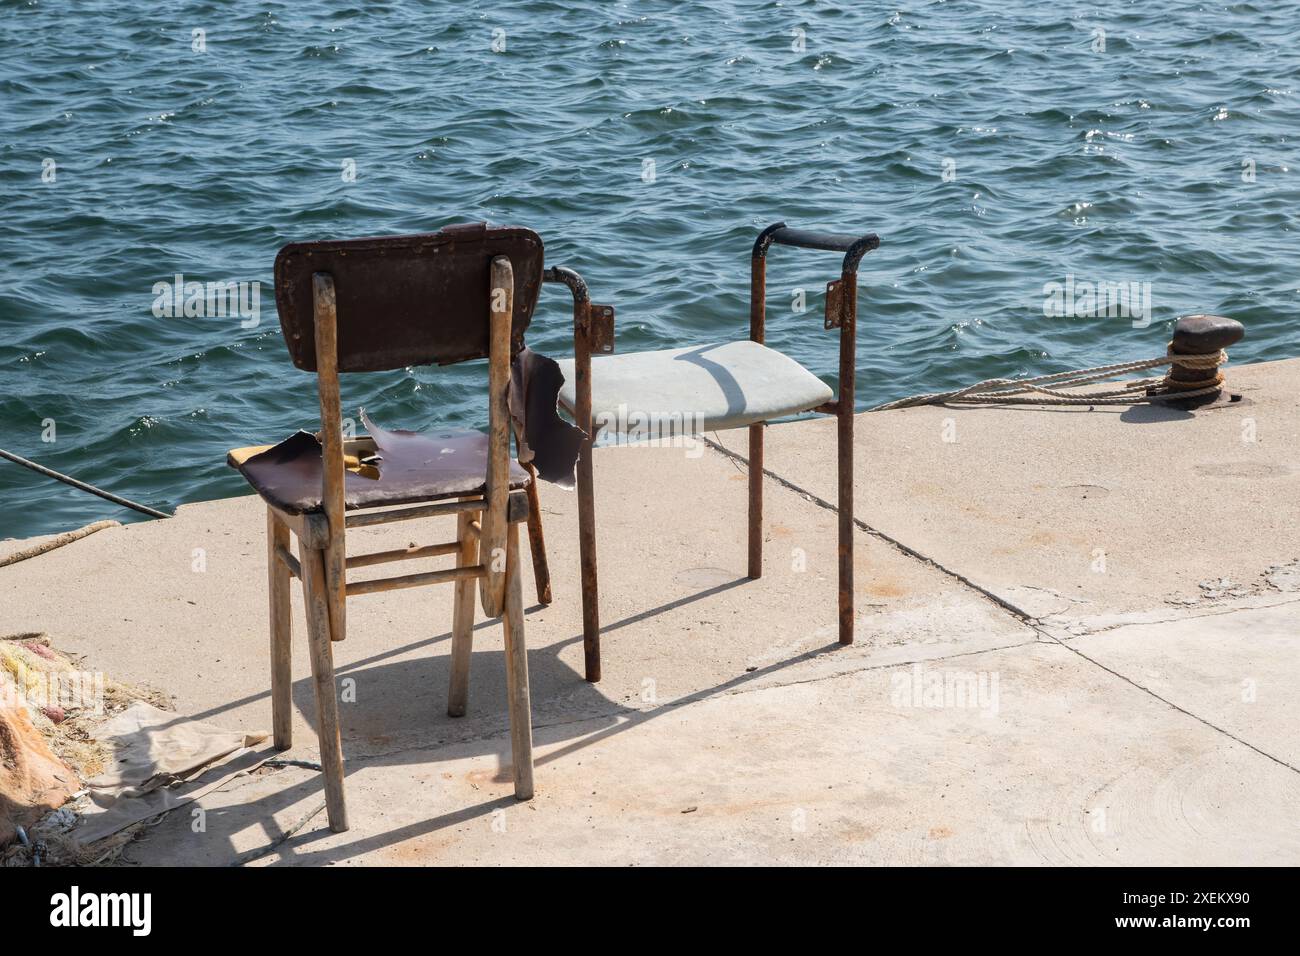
left=1041, top=632, right=1300, bottom=776
left=702, top=432, right=1040, bottom=622
left=701, top=430, right=1300, bottom=779
left=1045, top=594, right=1300, bottom=638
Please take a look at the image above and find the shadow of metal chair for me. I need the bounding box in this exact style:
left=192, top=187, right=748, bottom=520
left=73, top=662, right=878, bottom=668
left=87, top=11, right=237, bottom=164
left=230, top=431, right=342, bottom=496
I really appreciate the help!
left=226, top=223, right=578, bottom=831
left=557, top=223, right=879, bottom=682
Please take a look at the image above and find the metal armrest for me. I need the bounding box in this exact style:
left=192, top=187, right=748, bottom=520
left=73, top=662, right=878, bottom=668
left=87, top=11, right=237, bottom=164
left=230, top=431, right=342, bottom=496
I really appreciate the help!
left=543, top=266, right=614, bottom=355
left=750, top=222, right=880, bottom=333
left=752, top=221, right=881, bottom=274
left=747, top=222, right=873, bottom=645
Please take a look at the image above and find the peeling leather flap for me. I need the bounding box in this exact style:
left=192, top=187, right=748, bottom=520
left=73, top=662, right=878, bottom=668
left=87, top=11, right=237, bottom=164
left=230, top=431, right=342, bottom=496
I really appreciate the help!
left=510, top=347, right=586, bottom=490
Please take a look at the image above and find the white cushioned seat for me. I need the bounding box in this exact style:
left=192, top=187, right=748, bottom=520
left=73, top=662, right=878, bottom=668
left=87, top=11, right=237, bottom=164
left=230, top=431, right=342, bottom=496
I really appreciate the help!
left=556, top=341, right=834, bottom=434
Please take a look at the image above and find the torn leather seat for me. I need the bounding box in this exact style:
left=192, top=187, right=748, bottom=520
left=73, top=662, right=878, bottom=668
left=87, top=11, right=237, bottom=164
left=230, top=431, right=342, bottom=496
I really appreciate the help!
left=230, top=428, right=530, bottom=516
left=229, top=348, right=580, bottom=514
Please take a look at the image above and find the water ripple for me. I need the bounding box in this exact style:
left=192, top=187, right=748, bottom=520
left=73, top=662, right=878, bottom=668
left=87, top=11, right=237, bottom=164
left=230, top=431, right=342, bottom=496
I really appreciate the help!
left=0, top=0, right=1297, bottom=536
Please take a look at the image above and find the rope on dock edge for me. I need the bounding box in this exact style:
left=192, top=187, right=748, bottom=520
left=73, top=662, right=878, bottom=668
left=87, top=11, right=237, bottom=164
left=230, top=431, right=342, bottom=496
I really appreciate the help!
left=867, top=348, right=1227, bottom=411
left=0, top=519, right=121, bottom=569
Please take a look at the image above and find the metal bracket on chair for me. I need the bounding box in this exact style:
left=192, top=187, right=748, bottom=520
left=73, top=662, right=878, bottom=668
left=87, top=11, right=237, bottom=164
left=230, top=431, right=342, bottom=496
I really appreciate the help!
left=587, top=304, right=615, bottom=354
left=824, top=279, right=846, bottom=330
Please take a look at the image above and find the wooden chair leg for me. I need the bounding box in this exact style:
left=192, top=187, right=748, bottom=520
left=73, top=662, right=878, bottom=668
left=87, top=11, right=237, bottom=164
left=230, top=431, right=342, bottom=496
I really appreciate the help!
left=323, top=537, right=347, bottom=644
left=502, top=521, right=534, bottom=800
left=748, top=422, right=764, bottom=579
left=576, top=430, right=601, bottom=682
left=447, top=508, right=477, bottom=718
left=301, top=546, right=349, bottom=832
left=267, top=508, right=293, bottom=751
left=522, top=463, right=552, bottom=605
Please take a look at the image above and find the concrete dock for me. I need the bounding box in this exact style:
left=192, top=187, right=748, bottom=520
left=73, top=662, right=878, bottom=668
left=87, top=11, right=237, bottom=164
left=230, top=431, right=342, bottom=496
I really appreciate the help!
left=2, top=358, right=1297, bottom=866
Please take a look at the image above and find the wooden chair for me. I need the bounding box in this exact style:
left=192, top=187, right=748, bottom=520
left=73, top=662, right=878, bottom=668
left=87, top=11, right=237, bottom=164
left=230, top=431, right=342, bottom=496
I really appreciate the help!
left=558, top=223, right=879, bottom=681
left=227, top=223, right=559, bottom=832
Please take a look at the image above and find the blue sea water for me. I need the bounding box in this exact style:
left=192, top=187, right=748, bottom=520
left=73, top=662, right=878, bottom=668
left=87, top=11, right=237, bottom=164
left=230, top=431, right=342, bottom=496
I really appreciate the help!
left=1, top=0, right=1297, bottom=539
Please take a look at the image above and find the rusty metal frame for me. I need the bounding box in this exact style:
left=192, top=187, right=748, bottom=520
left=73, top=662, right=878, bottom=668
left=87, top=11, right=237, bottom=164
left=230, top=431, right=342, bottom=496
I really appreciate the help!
left=543, top=266, right=604, bottom=682
left=541, top=224, right=877, bottom=683
left=750, top=222, right=881, bottom=646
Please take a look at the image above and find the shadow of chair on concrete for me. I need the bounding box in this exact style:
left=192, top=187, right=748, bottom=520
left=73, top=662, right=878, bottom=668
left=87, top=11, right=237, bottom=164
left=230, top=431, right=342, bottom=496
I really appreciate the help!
left=124, top=573, right=841, bottom=865
left=251, top=630, right=839, bottom=867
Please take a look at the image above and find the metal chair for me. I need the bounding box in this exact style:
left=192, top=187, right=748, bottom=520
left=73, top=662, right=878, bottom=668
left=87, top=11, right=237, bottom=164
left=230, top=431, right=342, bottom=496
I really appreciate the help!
left=227, top=223, right=572, bottom=832
left=558, top=223, right=879, bottom=681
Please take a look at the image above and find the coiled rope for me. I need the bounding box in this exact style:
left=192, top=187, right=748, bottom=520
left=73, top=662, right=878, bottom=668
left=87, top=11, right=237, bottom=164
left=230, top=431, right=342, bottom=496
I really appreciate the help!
left=867, top=346, right=1227, bottom=411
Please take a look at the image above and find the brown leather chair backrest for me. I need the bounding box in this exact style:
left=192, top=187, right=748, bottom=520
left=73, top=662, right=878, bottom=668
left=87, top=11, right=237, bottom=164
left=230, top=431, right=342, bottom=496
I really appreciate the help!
left=273, top=222, right=544, bottom=373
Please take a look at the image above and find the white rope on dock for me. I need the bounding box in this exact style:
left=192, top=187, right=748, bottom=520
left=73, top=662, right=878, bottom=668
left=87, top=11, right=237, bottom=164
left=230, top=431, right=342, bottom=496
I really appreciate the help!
left=0, top=519, right=120, bottom=568
left=867, top=348, right=1227, bottom=411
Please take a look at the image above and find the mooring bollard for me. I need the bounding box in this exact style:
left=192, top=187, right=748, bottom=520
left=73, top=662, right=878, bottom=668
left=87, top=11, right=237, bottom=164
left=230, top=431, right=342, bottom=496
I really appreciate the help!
left=1165, top=313, right=1245, bottom=396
